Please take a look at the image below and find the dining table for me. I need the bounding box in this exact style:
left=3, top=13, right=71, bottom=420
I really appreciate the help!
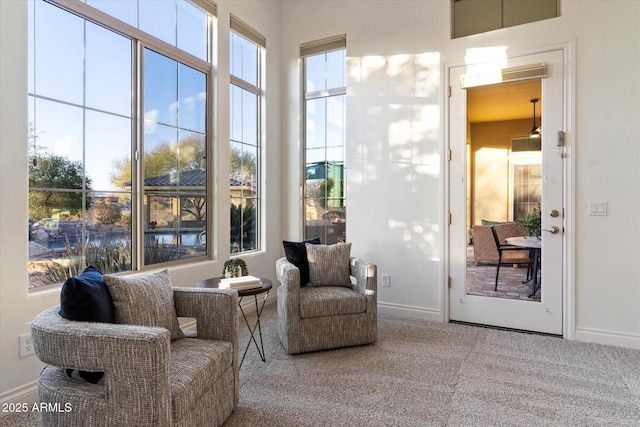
left=505, top=236, right=541, bottom=298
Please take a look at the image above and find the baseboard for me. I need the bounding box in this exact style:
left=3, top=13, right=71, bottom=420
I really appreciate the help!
left=574, top=327, right=640, bottom=350
left=0, top=380, right=38, bottom=417
left=377, top=302, right=441, bottom=322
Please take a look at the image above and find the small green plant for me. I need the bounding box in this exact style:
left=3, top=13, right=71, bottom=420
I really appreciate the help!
left=517, top=203, right=542, bottom=237
left=222, top=258, right=248, bottom=278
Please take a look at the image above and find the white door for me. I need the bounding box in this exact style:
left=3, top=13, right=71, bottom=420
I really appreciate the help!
left=448, top=49, right=565, bottom=334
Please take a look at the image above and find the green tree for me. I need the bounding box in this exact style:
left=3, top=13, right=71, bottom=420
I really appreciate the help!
left=29, top=155, right=91, bottom=220
left=230, top=146, right=256, bottom=181
left=110, top=133, right=206, bottom=189
left=318, top=178, right=335, bottom=209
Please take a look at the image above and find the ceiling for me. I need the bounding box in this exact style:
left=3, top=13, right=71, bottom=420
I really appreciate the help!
left=466, top=79, right=542, bottom=123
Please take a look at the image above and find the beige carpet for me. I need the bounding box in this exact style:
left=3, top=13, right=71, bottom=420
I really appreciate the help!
left=3, top=304, right=639, bottom=426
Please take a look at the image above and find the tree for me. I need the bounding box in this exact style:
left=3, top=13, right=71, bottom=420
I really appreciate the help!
left=110, top=133, right=206, bottom=189
left=29, top=155, right=92, bottom=220
left=230, top=145, right=257, bottom=181
left=318, top=178, right=335, bottom=209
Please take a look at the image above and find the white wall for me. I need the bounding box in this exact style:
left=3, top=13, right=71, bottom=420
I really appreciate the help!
left=281, top=0, right=640, bottom=340
left=0, top=0, right=282, bottom=405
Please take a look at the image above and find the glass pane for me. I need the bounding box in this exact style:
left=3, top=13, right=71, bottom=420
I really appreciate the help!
left=230, top=197, right=256, bottom=253
left=327, top=95, right=345, bottom=147
left=144, top=123, right=178, bottom=181
left=88, top=192, right=133, bottom=274
left=86, top=22, right=132, bottom=116
left=326, top=50, right=346, bottom=89
left=230, top=33, right=257, bottom=86
left=29, top=190, right=85, bottom=288
left=305, top=54, right=325, bottom=93
left=139, top=0, right=176, bottom=46
left=144, top=49, right=178, bottom=127
left=230, top=141, right=244, bottom=178
left=28, top=1, right=34, bottom=95
left=242, top=90, right=258, bottom=146
left=31, top=99, right=84, bottom=183
left=242, top=199, right=257, bottom=251
left=230, top=197, right=243, bottom=253
left=87, top=0, right=137, bottom=27
left=178, top=64, right=206, bottom=133
left=86, top=110, right=132, bottom=192
left=177, top=130, right=206, bottom=172
left=145, top=195, right=179, bottom=265
left=177, top=0, right=207, bottom=61
left=34, top=0, right=83, bottom=105
left=230, top=84, right=243, bottom=142
left=306, top=98, right=326, bottom=149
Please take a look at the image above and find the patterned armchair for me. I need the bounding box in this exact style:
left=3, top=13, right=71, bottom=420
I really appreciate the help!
left=276, top=253, right=377, bottom=354
left=30, top=287, right=239, bottom=427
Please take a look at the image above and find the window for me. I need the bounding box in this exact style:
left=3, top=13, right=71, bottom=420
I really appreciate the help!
left=28, top=0, right=214, bottom=288
left=452, top=0, right=559, bottom=39
left=301, top=36, right=347, bottom=244
left=229, top=16, right=265, bottom=254
left=510, top=137, right=542, bottom=222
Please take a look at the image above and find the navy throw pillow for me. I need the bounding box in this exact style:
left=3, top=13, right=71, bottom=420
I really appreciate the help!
left=59, top=266, right=114, bottom=384
left=59, top=266, right=115, bottom=323
left=283, top=237, right=321, bottom=286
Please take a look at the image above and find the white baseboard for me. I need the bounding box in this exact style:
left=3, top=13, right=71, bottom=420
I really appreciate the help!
left=0, top=380, right=38, bottom=417
left=378, top=302, right=441, bottom=322
left=574, top=327, right=640, bottom=350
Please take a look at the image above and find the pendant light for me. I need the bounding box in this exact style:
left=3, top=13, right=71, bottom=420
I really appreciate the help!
left=529, top=98, right=541, bottom=138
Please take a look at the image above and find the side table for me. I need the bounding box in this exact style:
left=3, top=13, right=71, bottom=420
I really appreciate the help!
left=196, top=277, right=272, bottom=367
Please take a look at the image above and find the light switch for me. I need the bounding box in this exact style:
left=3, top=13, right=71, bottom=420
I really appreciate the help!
left=588, top=201, right=607, bottom=216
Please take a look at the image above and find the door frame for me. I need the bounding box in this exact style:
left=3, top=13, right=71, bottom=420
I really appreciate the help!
left=440, top=42, right=576, bottom=339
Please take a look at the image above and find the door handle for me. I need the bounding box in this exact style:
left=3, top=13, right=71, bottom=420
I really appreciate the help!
left=543, top=226, right=560, bottom=234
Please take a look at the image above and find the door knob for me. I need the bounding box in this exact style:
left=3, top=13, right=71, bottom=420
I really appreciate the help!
left=543, top=226, right=560, bottom=234
left=549, top=209, right=560, bottom=218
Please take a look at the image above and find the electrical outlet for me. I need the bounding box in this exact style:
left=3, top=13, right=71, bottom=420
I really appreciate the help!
left=382, top=274, right=391, bottom=287
left=19, top=334, right=34, bottom=357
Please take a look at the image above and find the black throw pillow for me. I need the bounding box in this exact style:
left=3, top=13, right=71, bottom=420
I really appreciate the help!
left=283, top=237, right=321, bottom=286
left=59, top=265, right=114, bottom=323
left=59, top=265, right=114, bottom=384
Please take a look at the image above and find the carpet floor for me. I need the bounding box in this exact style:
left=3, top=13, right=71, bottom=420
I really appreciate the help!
left=3, top=303, right=639, bottom=426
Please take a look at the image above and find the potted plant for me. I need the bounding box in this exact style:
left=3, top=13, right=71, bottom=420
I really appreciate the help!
left=517, top=203, right=542, bottom=238
left=222, top=258, right=248, bottom=278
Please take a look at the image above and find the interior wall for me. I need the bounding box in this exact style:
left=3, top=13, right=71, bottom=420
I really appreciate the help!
left=0, top=0, right=282, bottom=404
left=280, top=0, right=640, bottom=343
left=470, top=118, right=531, bottom=224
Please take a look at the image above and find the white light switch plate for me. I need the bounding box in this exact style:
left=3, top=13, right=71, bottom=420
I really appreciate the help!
left=588, top=201, right=607, bottom=216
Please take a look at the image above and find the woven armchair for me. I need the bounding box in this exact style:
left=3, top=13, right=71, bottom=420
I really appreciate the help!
left=30, top=288, right=239, bottom=427
left=276, top=256, right=377, bottom=354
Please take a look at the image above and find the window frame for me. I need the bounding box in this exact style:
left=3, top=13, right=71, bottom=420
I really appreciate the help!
left=27, top=0, right=215, bottom=289
left=301, top=36, right=347, bottom=244
left=229, top=17, right=265, bottom=255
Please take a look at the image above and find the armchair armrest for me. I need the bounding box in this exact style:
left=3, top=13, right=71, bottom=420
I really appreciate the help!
left=31, top=307, right=172, bottom=414
left=173, top=287, right=238, bottom=343
left=276, top=257, right=301, bottom=297
left=350, top=257, right=377, bottom=300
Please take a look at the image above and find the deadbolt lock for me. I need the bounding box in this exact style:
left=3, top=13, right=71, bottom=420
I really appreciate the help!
left=549, top=209, right=560, bottom=218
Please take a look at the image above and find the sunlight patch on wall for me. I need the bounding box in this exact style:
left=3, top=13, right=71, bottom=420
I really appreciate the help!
left=462, top=46, right=508, bottom=88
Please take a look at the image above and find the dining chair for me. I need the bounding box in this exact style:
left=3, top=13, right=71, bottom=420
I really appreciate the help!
left=490, top=224, right=533, bottom=291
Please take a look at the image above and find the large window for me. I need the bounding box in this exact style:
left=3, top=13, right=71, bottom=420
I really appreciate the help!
left=302, top=36, right=347, bottom=244
left=229, top=17, right=264, bottom=254
left=28, top=0, right=213, bottom=288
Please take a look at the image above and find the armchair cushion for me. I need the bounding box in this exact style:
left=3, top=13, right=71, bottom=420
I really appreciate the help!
left=299, top=286, right=368, bottom=318
left=104, top=269, right=184, bottom=341
left=282, top=237, right=321, bottom=286
left=306, top=242, right=352, bottom=287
